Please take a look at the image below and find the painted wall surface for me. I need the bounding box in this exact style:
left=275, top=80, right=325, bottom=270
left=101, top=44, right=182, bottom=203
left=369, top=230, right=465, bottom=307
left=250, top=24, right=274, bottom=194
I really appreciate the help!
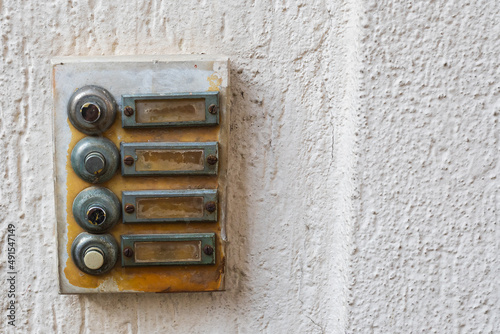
left=0, top=0, right=497, bottom=333
left=349, top=1, right=499, bottom=333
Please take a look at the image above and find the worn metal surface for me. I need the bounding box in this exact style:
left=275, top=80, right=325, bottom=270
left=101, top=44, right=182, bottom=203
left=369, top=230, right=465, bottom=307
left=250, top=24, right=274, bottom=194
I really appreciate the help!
left=52, top=56, right=229, bottom=293
left=122, top=91, right=219, bottom=128
left=72, top=187, right=121, bottom=233
left=71, top=232, right=119, bottom=276
left=70, top=137, right=120, bottom=184
left=67, top=85, right=117, bottom=135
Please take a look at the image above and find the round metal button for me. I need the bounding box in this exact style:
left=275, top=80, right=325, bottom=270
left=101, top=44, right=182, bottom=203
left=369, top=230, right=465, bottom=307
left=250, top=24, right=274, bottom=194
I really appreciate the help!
left=73, top=187, right=120, bottom=233
left=71, top=137, right=119, bottom=184
left=71, top=232, right=118, bottom=275
left=67, top=85, right=116, bottom=135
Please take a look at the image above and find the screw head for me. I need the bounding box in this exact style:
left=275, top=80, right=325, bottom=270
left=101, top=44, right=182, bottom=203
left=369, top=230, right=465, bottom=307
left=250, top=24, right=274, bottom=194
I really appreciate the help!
left=203, top=245, right=214, bottom=256
left=124, top=106, right=134, bottom=117
left=205, top=202, right=216, bottom=213
left=207, top=155, right=218, bottom=165
left=123, top=247, right=133, bottom=257
left=123, top=155, right=134, bottom=166
left=208, top=104, right=218, bottom=114
left=124, top=204, right=135, bottom=214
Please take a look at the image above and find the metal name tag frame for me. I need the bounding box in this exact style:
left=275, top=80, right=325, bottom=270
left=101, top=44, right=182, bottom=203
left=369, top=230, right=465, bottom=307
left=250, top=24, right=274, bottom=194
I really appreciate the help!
left=121, top=233, right=216, bottom=267
left=121, top=92, right=219, bottom=128
left=122, top=189, right=218, bottom=223
left=120, top=141, right=218, bottom=176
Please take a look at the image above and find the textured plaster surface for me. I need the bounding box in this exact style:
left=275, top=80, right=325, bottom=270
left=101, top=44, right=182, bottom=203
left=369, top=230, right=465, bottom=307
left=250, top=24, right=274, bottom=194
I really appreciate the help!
left=0, top=0, right=498, bottom=333
left=349, top=0, right=500, bottom=333
left=0, top=0, right=351, bottom=333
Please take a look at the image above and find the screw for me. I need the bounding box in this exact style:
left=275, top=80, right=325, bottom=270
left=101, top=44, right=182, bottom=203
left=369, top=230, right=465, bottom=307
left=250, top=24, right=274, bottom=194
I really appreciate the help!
left=205, top=201, right=216, bottom=213
left=203, top=245, right=214, bottom=256
left=123, top=155, right=134, bottom=166
left=124, top=106, right=134, bottom=116
left=207, top=155, right=218, bottom=165
left=124, top=204, right=135, bottom=214
left=208, top=104, right=218, bottom=114
left=123, top=247, right=133, bottom=257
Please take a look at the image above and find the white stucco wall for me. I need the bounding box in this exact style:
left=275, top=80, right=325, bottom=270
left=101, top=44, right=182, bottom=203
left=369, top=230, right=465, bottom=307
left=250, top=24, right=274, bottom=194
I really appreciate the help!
left=350, top=1, right=499, bottom=332
left=0, top=0, right=497, bottom=333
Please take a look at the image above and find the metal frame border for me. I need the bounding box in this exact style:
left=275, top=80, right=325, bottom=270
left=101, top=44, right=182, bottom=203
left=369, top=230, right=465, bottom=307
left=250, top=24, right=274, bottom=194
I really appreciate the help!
left=121, top=91, right=219, bottom=128
left=121, top=233, right=216, bottom=267
left=120, top=141, right=218, bottom=176
left=122, top=189, right=217, bottom=223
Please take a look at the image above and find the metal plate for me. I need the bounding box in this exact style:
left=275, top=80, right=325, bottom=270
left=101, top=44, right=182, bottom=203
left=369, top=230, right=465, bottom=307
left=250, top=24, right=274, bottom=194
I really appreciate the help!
left=122, top=189, right=217, bottom=223
left=121, top=233, right=216, bottom=267
left=53, top=55, right=229, bottom=293
left=122, top=92, right=219, bottom=128
left=121, top=142, right=218, bottom=176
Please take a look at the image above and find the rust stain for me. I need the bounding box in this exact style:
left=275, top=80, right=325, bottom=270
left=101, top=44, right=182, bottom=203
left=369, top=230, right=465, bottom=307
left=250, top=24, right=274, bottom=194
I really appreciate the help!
left=207, top=73, right=222, bottom=92
left=63, top=108, right=225, bottom=292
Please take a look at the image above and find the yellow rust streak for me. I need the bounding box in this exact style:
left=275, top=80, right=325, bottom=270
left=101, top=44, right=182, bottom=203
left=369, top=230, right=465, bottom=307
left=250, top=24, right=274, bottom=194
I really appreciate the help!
left=64, top=80, right=224, bottom=292
left=207, top=73, right=223, bottom=92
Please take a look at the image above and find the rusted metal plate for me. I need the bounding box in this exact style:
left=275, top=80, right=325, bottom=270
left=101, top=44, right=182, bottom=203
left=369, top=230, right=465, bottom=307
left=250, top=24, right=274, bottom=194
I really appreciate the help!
left=52, top=56, right=229, bottom=293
